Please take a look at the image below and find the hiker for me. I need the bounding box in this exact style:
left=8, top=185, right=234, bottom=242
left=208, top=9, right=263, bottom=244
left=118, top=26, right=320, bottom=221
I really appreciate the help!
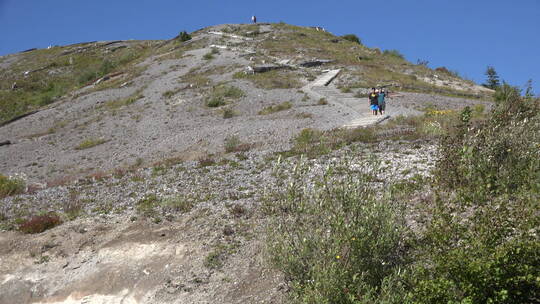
left=378, top=88, right=386, bottom=115
left=368, top=88, right=379, bottom=116
left=251, top=15, right=257, bottom=24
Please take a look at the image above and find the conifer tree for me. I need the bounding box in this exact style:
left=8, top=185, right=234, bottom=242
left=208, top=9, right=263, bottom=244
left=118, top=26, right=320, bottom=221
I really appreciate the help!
left=483, top=66, right=500, bottom=89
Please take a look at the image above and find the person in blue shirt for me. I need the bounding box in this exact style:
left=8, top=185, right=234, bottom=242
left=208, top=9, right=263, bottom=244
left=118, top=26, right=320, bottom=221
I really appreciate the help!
left=377, top=88, right=386, bottom=115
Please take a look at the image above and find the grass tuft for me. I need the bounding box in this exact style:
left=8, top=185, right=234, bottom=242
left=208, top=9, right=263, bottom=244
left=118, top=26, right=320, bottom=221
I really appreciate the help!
left=258, top=101, right=292, bottom=115
left=75, top=138, right=107, bottom=150
left=0, top=175, right=25, bottom=198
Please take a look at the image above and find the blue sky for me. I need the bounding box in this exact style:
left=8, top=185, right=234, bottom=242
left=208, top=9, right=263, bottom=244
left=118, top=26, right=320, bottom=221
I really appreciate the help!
left=1, top=0, right=539, bottom=93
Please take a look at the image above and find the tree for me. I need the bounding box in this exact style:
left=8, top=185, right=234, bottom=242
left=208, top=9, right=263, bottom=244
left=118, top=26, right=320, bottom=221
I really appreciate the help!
left=483, top=66, right=500, bottom=89
left=524, top=79, right=535, bottom=99
left=178, top=31, right=192, bottom=42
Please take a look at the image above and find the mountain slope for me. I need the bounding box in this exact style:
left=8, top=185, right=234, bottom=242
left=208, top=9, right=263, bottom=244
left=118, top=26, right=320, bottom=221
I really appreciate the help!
left=0, top=23, right=491, bottom=184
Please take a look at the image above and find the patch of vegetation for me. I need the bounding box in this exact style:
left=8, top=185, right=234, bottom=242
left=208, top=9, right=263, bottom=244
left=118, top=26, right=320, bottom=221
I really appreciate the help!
left=136, top=194, right=161, bottom=218
left=63, top=198, right=84, bottom=220
left=267, top=158, right=408, bottom=303
left=406, top=93, right=540, bottom=303
left=103, top=89, right=144, bottom=109
left=224, top=135, right=252, bottom=153
left=317, top=98, right=328, bottom=105
left=161, top=195, right=194, bottom=213
left=162, top=90, right=176, bottom=99
left=202, top=48, right=219, bottom=60
left=295, top=112, right=313, bottom=119
left=197, top=156, right=216, bottom=167
left=74, top=137, right=107, bottom=150
left=383, top=49, right=405, bottom=59
left=234, top=70, right=303, bottom=89
left=19, top=213, right=62, bottom=234
left=204, top=241, right=240, bottom=270
left=341, top=34, right=361, bottom=44
left=0, top=41, right=156, bottom=124
left=281, top=110, right=468, bottom=158
left=0, top=174, right=25, bottom=198
left=258, top=101, right=292, bottom=115
left=268, top=89, right=540, bottom=303
left=205, top=84, right=244, bottom=108
left=178, top=30, right=192, bottom=42
left=222, top=108, right=236, bottom=119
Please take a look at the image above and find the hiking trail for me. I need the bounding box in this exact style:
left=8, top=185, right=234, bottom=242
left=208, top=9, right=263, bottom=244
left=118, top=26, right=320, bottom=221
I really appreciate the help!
left=303, top=69, right=389, bottom=128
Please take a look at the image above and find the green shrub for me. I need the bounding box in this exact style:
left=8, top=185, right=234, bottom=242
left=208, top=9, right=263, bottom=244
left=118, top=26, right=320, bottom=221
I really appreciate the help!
left=222, top=108, right=236, bottom=119
left=203, top=52, right=214, bottom=60
left=136, top=194, right=161, bottom=217
left=267, top=158, right=408, bottom=303
left=75, top=138, right=107, bottom=150
left=409, top=92, right=540, bottom=303
left=205, top=85, right=244, bottom=107
left=436, top=95, right=540, bottom=198
left=317, top=98, right=328, bottom=105
left=341, top=34, right=361, bottom=45
left=258, top=101, right=292, bottom=115
left=206, top=96, right=225, bottom=107
left=383, top=49, right=405, bottom=60
left=0, top=175, right=25, bottom=198
left=162, top=90, right=175, bottom=99
left=19, top=213, right=62, bottom=234
left=494, top=82, right=521, bottom=103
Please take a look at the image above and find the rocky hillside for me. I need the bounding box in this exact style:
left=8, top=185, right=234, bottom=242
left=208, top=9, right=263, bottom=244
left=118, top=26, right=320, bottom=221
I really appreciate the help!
left=0, top=23, right=491, bottom=184
left=0, top=23, right=500, bottom=304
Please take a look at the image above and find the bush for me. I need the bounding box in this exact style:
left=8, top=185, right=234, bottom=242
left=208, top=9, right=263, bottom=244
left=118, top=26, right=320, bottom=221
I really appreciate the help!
left=206, top=85, right=244, bottom=108
left=136, top=194, right=160, bottom=217
left=411, top=92, right=540, bottom=303
left=0, top=174, right=25, bottom=198
left=341, top=34, right=361, bottom=45
left=206, top=96, right=225, bottom=107
left=494, top=82, right=520, bottom=103
left=202, top=52, right=214, bottom=60
left=383, top=49, right=404, bottom=59
left=436, top=94, right=540, bottom=198
left=178, top=31, right=192, bottom=42
left=19, top=213, right=62, bottom=234
left=222, top=108, right=236, bottom=119
left=267, top=158, right=408, bottom=303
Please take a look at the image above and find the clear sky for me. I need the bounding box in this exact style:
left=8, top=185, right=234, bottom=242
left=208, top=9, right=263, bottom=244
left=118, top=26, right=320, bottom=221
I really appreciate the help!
left=1, top=0, right=539, bottom=93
